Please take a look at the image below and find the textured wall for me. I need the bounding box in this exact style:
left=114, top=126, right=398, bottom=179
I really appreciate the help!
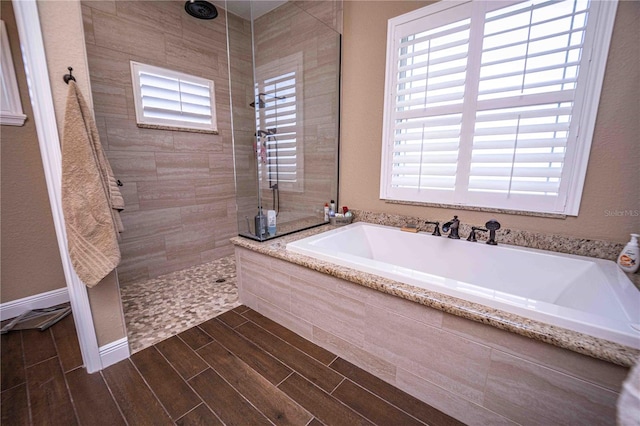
left=0, top=0, right=67, bottom=303
left=81, top=0, right=238, bottom=284
left=340, top=1, right=640, bottom=243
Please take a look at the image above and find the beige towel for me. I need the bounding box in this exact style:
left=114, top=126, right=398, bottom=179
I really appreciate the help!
left=62, top=80, right=124, bottom=287
left=618, top=357, right=640, bottom=425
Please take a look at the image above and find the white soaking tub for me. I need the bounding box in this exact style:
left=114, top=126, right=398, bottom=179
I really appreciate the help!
left=287, top=222, right=640, bottom=349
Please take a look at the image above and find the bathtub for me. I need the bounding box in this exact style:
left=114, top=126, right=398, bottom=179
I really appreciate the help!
left=286, top=222, right=640, bottom=349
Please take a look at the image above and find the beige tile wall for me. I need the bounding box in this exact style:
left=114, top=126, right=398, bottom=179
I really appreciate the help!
left=81, top=0, right=237, bottom=284
left=235, top=247, right=629, bottom=425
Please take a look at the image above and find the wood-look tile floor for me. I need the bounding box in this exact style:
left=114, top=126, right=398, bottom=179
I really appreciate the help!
left=1, top=305, right=463, bottom=426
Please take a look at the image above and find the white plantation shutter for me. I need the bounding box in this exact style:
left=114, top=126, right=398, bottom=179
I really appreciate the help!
left=259, top=72, right=298, bottom=184
left=381, top=0, right=618, bottom=215
left=256, top=53, right=304, bottom=191
left=130, top=62, right=217, bottom=133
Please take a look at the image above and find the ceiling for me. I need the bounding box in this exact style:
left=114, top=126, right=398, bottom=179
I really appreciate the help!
left=209, top=0, right=288, bottom=21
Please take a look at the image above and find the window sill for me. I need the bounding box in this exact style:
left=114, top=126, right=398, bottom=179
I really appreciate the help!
left=136, top=123, right=218, bottom=134
left=382, top=198, right=568, bottom=219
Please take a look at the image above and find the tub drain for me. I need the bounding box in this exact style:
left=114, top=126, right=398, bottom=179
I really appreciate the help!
left=215, top=278, right=226, bottom=283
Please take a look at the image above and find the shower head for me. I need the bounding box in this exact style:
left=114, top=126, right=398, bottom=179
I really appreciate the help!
left=184, top=0, right=218, bottom=20
left=255, top=129, right=276, bottom=137
left=250, top=93, right=287, bottom=109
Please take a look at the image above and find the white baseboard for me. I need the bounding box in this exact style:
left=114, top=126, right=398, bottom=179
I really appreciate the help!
left=0, top=288, right=70, bottom=321
left=99, top=337, right=130, bottom=369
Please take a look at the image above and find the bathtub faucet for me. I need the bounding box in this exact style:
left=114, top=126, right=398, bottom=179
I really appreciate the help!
left=466, top=226, right=487, bottom=242
left=485, top=219, right=501, bottom=245
left=442, top=216, right=460, bottom=239
left=424, top=221, right=441, bottom=236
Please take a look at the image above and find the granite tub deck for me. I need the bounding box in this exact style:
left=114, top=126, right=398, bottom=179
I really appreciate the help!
left=231, top=225, right=639, bottom=367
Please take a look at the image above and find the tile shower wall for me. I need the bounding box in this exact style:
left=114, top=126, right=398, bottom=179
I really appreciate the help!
left=236, top=2, right=342, bottom=225
left=81, top=1, right=237, bottom=284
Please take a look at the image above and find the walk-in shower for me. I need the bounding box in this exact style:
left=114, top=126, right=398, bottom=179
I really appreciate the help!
left=226, top=0, right=342, bottom=241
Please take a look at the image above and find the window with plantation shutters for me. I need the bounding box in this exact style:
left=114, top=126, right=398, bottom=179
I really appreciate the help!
left=381, top=0, right=618, bottom=215
left=130, top=62, right=217, bottom=133
left=256, top=53, right=304, bottom=192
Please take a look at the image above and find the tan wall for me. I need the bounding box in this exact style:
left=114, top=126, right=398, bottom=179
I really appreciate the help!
left=37, top=0, right=126, bottom=347
left=80, top=0, right=238, bottom=284
left=340, top=1, right=640, bottom=244
left=0, top=1, right=67, bottom=303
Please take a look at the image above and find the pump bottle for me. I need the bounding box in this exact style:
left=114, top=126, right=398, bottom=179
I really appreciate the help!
left=618, top=234, right=639, bottom=273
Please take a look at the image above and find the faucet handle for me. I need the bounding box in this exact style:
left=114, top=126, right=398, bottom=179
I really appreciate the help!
left=466, top=226, right=487, bottom=242
left=485, top=219, right=501, bottom=245
left=424, top=221, right=441, bottom=236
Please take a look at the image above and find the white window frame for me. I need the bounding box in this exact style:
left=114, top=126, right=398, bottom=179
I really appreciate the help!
left=1, top=20, right=27, bottom=126
left=380, top=0, right=618, bottom=216
left=130, top=61, right=217, bottom=133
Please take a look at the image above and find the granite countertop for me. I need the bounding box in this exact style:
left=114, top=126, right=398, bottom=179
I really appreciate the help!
left=231, top=224, right=640, bottom=367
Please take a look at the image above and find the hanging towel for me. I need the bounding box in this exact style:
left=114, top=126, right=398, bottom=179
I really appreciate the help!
left=62, top=80, right=124, bottom=287
left=618, top=357, right=640, bottom=426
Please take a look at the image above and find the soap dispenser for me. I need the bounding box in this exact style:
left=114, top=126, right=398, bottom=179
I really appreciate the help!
left=617, top=234, right=639, bottom=273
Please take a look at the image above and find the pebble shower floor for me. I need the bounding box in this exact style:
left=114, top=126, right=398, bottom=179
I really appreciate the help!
left=120, top=255, right=240, bottom=353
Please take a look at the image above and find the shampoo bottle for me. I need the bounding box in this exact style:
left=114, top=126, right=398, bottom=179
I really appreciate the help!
left=617, top=234, right=639, bottom=273
left=323, top=203, right=329, bottom=221
left=267, top=210, right=277, bottom=236
left=254, top=207, right=267, bottom=238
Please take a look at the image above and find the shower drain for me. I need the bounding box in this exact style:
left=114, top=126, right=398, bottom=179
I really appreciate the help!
left=215, top=278, right=226, bottom=283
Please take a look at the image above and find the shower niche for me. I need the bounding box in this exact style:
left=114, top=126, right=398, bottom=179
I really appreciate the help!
left=225, top=0, right=342, bottom=241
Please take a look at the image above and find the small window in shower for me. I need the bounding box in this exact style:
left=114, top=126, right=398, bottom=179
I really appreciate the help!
left=255, top=52, right=304, bottom=192
left=130, top=61, right=218, bottom=133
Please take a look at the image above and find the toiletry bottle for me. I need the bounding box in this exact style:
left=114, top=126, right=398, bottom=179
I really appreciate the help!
left=324, top=203, right=329, bottom=221
left=267, top=210, right=277, bottom=236
left=254, top=207, right=267, bottom=238
left=329, top=200, right=336, bottom=217
left=618, top=233, right=639, bottom=273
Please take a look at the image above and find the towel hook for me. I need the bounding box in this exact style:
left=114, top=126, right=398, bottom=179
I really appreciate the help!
left=63, top=67, right=76, bottom=84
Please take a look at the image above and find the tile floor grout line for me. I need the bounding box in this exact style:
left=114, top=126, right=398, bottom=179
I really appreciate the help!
left=275, top=370, right=296, bottom=388
left=98, top=369, right=130, bottom=426
left=127, top=355, right=181, bottom=422
left=233, top=316, right=342, bottom=385
left=337, top=375, right=431, bottom=426
left=328, top=376, right=347, bottom=395
left=19, top=331, right=34, bottom=426
left=193, top=352, right=279, bottom=425
left=49, top=327, right=83, bottom=426
left=177, top=332, right=279, bottom=424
